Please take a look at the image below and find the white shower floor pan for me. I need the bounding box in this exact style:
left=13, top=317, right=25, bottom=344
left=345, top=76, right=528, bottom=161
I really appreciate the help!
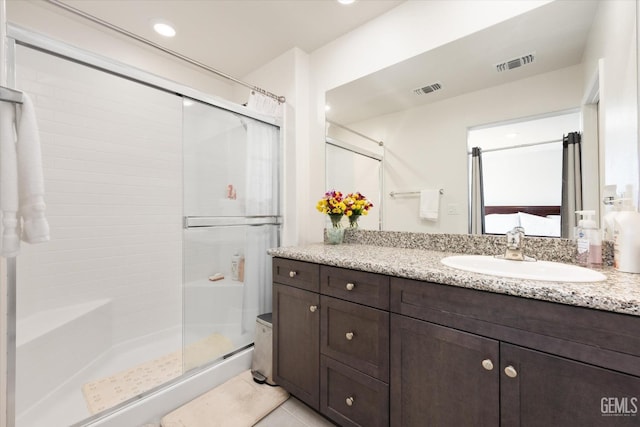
left=16, top=324, right=247, bottom=427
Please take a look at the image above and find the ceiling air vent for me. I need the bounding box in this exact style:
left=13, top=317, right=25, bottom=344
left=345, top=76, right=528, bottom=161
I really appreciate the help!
left=495, top=52, right=535, bottom=72
left=413, top=82, right=443, bottom=95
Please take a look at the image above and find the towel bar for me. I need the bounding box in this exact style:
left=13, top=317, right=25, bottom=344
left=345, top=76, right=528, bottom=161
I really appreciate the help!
left=390, top=189, right=444, bottom=197
left=0, top=86, right=23, bottom=104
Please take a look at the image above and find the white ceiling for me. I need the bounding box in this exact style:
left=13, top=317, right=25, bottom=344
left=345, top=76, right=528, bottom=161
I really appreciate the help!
left=326, top=0, right=600, bottom=125
left=59, top=0, right=405, bottom=78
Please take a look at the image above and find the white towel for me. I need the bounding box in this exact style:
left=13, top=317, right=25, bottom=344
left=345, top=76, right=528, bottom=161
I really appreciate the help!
left=419, top=189, right=440, bottom=221
left=0, top=101, right=21, bottom=256
left=16, top=94, right=49, bottom=244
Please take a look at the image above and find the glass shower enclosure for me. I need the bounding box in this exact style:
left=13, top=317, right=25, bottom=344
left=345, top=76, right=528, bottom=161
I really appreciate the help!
left=12, top=39, right=280, bottom=426
left=182, top=99, right=281, bottom=372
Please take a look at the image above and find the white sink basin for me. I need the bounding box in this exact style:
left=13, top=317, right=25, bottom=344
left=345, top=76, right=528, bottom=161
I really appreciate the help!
left=441, top=255, right=607, bottom=282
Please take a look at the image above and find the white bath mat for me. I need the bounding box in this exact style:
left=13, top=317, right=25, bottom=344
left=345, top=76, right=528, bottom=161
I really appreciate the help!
left=82, top=333, right=233, bottom=415
left=160, top=370, right=289, bottom=427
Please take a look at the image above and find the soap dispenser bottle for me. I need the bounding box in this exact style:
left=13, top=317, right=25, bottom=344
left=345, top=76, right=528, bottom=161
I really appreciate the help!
left=231, top=251, right=241, bottom=281
left=575, top=210, right=601, bottom=267
left=613, top=204, right=640, bottom=273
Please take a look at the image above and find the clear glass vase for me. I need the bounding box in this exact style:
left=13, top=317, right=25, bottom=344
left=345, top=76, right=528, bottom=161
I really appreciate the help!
left=326, top=214, right=344, bottom=244
left=325, top=226, right=344, bottom=244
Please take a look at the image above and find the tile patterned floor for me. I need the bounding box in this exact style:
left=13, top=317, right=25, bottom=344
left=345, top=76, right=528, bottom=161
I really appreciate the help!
left=255, top=396, right=336, bottom=427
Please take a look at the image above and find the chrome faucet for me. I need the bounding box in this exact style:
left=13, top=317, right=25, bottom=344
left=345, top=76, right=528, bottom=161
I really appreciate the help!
left=503, top=226, right=527, bottom=261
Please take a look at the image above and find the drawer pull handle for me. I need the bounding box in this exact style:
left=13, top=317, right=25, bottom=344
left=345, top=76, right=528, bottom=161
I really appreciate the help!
left=481, top=359, right=494, bottom=371
left=289, top=271, right=297, bottom=278
left=346, top=282, right=355, bottom=291
left=345, top=331, right=354, bottom=340
left=309, top=305, right=318, bottom=313
left=504, top=365, right=518, bottom=378
left=345, top=396, right=354, bottom=407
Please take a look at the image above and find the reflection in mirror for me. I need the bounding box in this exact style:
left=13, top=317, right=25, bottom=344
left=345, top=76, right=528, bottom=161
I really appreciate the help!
left=325, top=135, right=383, bottom=230
left=325, top=0, right=637, bottom=235
left=468, top=111, right=581, bottom=238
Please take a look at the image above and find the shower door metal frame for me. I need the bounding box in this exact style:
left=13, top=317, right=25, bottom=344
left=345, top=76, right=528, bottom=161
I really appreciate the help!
left=2, top=34, right=18, bottom=427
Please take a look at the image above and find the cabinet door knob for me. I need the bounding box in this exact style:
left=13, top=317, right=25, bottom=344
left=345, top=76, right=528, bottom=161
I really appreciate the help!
left=289, top=271, right=297, bottom=278
left=345, top=331, right=354, bottom=340
left=504, top=365, right=518, bottom=378
left=309, top=305, right=318, bottom=313
left=481, top=359, right=494, bottom=371
left=345, top=396, right=354, bottom=407
left=346, top=282, right=355, bottom=291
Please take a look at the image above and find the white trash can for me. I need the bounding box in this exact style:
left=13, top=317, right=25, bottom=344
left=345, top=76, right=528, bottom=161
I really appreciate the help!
left=251, top=313, right=275, bottom=385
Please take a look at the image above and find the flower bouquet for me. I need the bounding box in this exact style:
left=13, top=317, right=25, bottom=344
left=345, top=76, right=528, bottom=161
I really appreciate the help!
left=344, top=192, right=374, bottom=228
left=317, top=190, right=374, bottom=243
left=316, top=190, right=347, bottom=244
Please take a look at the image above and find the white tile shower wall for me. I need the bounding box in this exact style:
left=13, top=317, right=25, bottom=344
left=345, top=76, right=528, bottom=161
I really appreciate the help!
left=15, top=45, right=183, bottom=344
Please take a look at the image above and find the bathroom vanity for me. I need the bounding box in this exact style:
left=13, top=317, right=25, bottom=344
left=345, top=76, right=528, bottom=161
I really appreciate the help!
left=269, top=241, right=640, bottom=427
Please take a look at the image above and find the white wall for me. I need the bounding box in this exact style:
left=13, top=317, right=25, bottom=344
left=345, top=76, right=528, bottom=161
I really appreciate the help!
left=346, top=65, right=582, bottom=233
left=583, top=0, right=638, bottom=206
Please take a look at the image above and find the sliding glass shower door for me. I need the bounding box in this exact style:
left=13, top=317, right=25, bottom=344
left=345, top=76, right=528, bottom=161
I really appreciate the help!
left=182, top=99, right=280, bottom=372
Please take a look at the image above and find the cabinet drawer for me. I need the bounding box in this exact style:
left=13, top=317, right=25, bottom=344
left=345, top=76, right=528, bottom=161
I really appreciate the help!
left=321, top=265, right=389, bottom=309
left=321, top=356, right=389, bottom=427
left=273, top=258, right=320, bottom=292
left=321, top=295, right=389, bottom=381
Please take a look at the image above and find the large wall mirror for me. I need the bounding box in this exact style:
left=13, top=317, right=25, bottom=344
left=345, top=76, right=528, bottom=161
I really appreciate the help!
left=325, top=0, right=638, bottom=237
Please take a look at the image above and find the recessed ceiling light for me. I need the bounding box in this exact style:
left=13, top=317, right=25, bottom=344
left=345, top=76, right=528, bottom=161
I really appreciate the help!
left=506, top=133, right=519, bottom=138
left=153, top=21, right=176, bottom=37
left=338, top=0, right=355, bottom=5
left=325, top=104, right=331, bottom=111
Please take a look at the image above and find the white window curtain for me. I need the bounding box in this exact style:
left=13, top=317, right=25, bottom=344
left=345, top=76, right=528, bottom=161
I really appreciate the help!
left=470, top=147, right=485, bottom=234
left=560, top=132, right=582, bottom=238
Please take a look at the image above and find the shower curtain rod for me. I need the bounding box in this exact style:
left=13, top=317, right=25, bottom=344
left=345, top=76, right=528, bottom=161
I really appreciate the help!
left=327, top=120, right=383, bottom=147
left=0, top=86, right=23, bottom=104
left=467, top=138, right=562, bottom=154
left=44, top=0, right=286, bottom=104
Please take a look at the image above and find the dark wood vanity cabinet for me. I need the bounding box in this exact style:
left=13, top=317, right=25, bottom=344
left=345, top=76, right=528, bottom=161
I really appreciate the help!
left=501, top=344, right=640, bottom=427
left=272, top=259, right=321, bottom=409
left=273, top=257, right=640, bottom=427
left=273, top=258, right=390, bottom=426
left=390, top=314, right=500, bottom=426
left=273, top=282, right=320, bottom=408
left=390, top=276, right=640, bottom=427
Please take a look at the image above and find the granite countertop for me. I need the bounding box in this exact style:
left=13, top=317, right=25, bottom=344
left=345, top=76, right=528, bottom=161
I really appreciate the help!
left=268, top=243, right=640, bottom=317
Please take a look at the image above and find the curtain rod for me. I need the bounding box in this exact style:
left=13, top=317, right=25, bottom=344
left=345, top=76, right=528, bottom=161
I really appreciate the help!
left=0, top=86, right=23, bottom=104
left=326, top=120, right=383, bottom=146
left=468, top=138, right=562, bottom=155
left=44, top=0, right=285, bottom=104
